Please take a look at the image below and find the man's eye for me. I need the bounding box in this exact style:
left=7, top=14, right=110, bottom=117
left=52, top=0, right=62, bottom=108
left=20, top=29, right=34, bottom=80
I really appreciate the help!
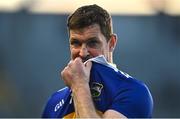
left=70, top=40, right=81, bottom=47
left=87, top=40, right=99, bottom=48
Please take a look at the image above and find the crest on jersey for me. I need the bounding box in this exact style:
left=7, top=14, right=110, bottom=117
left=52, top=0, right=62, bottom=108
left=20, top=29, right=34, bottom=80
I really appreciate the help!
left=90, top=82, right=103, bottom=98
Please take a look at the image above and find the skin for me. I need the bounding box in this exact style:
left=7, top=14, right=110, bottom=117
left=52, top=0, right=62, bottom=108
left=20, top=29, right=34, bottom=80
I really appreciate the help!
left=61, top=24, right=127, bottom=118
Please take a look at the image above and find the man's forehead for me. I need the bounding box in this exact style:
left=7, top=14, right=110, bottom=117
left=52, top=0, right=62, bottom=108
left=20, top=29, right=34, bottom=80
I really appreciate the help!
left=70, top=34, right=98, bottom=42
left=70, top=24, right=101, bottom=34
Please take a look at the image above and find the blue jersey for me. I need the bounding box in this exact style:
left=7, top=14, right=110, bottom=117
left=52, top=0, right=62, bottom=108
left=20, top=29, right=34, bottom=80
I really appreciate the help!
left=42, top=56, right=153, bottom=118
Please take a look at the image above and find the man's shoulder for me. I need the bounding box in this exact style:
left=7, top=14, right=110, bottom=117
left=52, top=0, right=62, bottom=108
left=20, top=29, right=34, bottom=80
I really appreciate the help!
left=102, top=68, right=152, bottom=100
left=91, top=62, right=149, bottom=92
left=43, top=87, right=71, bottom=107
left=117, top=70, right=150, bottom=93
left=42, top=87, right=71, bottom=117
left=50, top=87, right=71, bottom=101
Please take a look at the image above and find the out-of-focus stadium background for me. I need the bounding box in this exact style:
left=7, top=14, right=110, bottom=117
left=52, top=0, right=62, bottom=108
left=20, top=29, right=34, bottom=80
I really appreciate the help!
left=0, top=0, right=180, bottom=117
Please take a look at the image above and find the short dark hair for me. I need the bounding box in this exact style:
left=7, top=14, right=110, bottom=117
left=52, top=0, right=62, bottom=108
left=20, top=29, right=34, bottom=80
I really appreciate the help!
left=67, top=4, right=113, bottom=41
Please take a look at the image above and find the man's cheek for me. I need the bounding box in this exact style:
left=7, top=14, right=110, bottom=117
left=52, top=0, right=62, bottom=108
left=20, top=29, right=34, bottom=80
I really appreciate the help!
left=71, top=49, right=78, bottom=59
left=90, top=50, right=103, bottom=57
left=71, top=53, right=79, bottom=60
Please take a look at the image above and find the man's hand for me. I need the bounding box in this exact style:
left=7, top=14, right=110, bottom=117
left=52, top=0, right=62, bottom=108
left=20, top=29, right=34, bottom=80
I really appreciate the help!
left=61, top=57, right=92, bottom=90
left=60, top=57, right=127, bottom=118
left=61, top=57, right=93, bottom=117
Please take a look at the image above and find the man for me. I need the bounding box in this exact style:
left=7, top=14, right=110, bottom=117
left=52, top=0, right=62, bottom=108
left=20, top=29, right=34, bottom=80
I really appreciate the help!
left=42, top=4, right=153, bottom=118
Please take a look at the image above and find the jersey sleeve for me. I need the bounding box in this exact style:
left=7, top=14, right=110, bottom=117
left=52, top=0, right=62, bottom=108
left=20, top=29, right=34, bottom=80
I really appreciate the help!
left=108, top=82, right=153, bottom=118
left=41, top=93, right=57, bottom=118
left=41, top=87, right=71, bottom=118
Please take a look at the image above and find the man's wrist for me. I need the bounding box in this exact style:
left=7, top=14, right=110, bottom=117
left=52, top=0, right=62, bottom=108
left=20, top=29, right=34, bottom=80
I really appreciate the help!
left=71, top=83, right=90, bottom=95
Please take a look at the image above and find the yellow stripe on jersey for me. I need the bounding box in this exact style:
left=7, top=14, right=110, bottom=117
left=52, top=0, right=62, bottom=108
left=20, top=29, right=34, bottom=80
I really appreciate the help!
left=63, top=112, right=76, bottom=118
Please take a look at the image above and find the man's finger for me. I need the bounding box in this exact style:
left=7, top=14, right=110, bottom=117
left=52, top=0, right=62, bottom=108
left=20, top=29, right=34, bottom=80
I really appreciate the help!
left=85, top=61, right=92, bottom=72
left=68, top=60, right=73, bottom=67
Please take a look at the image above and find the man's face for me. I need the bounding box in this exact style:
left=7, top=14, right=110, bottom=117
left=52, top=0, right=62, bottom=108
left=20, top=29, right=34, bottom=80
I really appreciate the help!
left=69, top=24, right=110, bottom=62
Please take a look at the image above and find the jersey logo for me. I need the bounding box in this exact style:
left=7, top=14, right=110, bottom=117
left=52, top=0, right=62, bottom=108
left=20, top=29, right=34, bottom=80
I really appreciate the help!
left=90, top=82, right=103, bottom=98
left=54, top=99, right=64, bottom=112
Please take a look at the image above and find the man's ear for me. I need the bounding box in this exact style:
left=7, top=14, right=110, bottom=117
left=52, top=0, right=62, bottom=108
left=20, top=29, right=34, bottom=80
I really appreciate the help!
left=108, top=34, right=117, bottom=52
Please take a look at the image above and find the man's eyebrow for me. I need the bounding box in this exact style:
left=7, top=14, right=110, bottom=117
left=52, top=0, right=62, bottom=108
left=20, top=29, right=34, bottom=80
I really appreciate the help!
left=86, top=37, right=99, bottom=41
left=70, top=37, right=99, bottom=42
left=70, top=38, right=79, bottom=41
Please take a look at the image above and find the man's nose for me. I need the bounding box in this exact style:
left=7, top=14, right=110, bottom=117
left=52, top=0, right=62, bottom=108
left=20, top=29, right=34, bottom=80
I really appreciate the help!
left=79, top=43, right=89, bottom=57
